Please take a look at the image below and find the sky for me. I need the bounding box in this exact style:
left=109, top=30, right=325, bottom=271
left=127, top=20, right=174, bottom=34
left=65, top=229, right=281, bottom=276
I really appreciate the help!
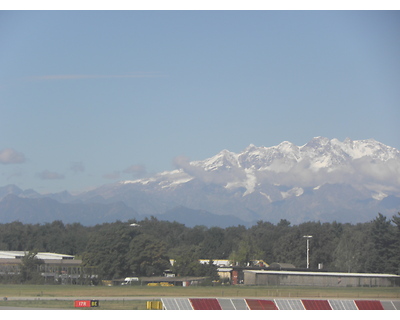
left=1, top=9, right=400, bottom=194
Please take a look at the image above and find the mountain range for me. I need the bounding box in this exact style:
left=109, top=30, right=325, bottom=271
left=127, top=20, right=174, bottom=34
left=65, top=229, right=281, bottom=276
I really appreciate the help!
left=1, top=137, right=400, bottom=227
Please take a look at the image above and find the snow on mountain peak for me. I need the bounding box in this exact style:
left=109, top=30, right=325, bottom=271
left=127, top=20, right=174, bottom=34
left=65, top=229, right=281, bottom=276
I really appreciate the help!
left=122, top=137, right=400, bottom=198
left=193, top=149, right=240, bottom=171
left=72, top=137, right=400, bottom=226
left=244, top=144, right=257, bottom=152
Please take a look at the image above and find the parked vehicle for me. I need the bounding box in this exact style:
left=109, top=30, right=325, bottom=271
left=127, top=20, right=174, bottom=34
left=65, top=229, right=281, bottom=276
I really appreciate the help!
left=121, top=277, right=139, bottom=285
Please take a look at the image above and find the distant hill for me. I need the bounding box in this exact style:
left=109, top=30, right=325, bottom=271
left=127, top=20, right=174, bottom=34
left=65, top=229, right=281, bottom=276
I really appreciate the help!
left=159, top=206, right=252, bottom=228
left=0, top=194, right=139, bottom=226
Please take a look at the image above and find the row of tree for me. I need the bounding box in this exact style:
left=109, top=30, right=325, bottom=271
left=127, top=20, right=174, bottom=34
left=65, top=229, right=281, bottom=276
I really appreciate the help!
left=0, top=213, right=399, bottom=282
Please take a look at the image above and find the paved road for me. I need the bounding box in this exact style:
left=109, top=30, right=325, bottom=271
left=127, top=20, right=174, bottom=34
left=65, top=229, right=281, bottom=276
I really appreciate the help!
left=0, top=306, right=59, bottom=310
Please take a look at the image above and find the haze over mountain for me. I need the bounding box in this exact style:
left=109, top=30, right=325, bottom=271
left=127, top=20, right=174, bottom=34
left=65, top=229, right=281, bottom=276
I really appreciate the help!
left=1, top=137, right=399, bottom=226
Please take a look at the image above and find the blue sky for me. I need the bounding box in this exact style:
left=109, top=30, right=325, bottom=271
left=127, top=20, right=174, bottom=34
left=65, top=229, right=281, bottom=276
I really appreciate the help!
left=1, top=10, right=399, bottom=194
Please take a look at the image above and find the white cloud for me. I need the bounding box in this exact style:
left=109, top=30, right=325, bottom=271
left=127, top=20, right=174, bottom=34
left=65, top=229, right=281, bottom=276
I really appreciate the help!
left=172, top=152, right=400, bottom=196
left=0, top=148, right=26, bottom=164
left=253, top=156, right=400, bottom=195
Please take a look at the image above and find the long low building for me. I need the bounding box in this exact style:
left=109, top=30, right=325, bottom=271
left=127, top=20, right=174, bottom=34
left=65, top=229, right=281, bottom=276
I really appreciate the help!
left=0, top=251, right=75, bottom=260
left=0, top=250, right=96, bottom=284
left=244, top=270, right=400, bottom=287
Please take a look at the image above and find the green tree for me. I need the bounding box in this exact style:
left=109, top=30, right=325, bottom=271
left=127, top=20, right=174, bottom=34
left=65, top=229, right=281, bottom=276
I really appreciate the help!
left=128, top=234, right=171, bottom=276
left=247, top=221, right=278, bottom=263
left=391, top=212, right=400, bottom=274
left=172, top=253, right=203, bottom=276
left=229, top=233, right=263, bottom=266
left=82, top=221, right=138, bottom=279
left=272, top=225, right=304, bottom=267
left=63, top=222, right=89, bottom=255
left=333, top=225, right=367, bottom=272
left=172, top=255, right=219, bottom=280
left=19, top=251, right=44, bottom=284
left=0, top=221, right=27, bottom=251
left=198, top=227, right=226, bottom=258
left=365, top=213, right=397, bottom=273
left=168, top=225, right=207, bottom=258
left=202, top=259, right=220, bottom=281
left=306, top=222, right=342, bottom=270
left=218, top=225, right=247, bottom=260
left=392, top=212, right=400, bottom=231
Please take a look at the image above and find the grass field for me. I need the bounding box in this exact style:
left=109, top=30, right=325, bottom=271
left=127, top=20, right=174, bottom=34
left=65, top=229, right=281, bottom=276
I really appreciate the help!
left=0, top=299, right=146, bottom=310
left=0, top=300, right=146, bottom=310
left=0, top=284, right=399, bottom=309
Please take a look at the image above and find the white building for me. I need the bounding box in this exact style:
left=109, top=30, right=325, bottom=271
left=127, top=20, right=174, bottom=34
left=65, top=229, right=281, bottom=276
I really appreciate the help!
left=0, top=251, right=74, bottom=260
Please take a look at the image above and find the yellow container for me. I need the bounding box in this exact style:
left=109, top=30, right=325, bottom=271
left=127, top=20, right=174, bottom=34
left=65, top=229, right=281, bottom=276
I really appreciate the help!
left=146, top=301, right=163, bottom=310
left=147, top=282, right=160, bottom=286
left=160, top=282, right=174, bottom=286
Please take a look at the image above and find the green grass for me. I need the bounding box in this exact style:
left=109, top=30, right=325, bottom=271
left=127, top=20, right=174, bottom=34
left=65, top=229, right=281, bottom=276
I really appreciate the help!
left=0, top=284, right=399, bottom=298
left=0, top=299, right=147, bottom=310
left=0, top=284, right=398, bottom=309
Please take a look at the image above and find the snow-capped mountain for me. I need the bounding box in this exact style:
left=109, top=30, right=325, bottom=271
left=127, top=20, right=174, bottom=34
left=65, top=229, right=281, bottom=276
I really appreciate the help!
left=95, top=136, right=400, bottom=224
left=123, top=137, right=400, bottom=197
left=1, top=137, right=400, bottom=226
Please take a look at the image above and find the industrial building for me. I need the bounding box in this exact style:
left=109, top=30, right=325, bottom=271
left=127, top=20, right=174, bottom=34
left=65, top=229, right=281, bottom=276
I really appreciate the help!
left=0, top=251, right=75, bottom=260
left=243, top=269, right=400, bottom=287
left=0, top=251, right=96, bottom=284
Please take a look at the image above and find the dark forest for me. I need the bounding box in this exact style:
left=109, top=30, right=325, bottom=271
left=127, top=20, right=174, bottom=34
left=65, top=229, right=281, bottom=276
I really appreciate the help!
left=1, top=213, right=399, bottom=282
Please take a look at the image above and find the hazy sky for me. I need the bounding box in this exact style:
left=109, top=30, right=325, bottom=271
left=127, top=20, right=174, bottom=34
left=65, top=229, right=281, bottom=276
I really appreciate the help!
left=1, top=10, right=399, bottom=194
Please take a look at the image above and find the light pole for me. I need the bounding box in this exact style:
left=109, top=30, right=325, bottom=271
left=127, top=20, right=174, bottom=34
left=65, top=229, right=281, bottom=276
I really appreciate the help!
left=303, top=235, right=313, bottom=269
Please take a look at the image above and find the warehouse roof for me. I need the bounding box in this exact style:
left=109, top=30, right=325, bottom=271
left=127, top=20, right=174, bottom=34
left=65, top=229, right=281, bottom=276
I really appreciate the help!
left=244, top=270, right=400, bottom=278
left=0, top=251, right=75, bottom=260
left=0, top=258, right=82, bottom=266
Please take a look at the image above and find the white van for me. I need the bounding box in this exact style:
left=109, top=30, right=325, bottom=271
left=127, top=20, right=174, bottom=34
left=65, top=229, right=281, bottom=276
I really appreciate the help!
left=121, top=277, right=139, bottom=285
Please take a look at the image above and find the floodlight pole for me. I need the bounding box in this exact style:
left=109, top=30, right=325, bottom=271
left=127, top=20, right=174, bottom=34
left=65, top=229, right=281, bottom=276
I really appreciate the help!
left=303, top=235, right=313, bottom=269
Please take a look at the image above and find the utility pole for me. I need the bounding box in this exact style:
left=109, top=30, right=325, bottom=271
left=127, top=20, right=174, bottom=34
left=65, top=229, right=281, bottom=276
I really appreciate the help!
left=303, top=235, right=313, bottom=269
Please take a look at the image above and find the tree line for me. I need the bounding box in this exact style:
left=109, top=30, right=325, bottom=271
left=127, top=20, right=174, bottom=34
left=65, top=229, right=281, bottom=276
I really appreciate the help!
left=0, top=213, right=399, bottom=283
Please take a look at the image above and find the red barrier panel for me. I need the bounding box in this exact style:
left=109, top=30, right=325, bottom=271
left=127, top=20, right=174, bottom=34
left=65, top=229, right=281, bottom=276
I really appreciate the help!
left=246, top=299, right=278, bottom=310
left=301, top=300, right=332, bottom=310
left=190, top=298, right=222, bottom=310
left=354, top=300, right=384, bottom=310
